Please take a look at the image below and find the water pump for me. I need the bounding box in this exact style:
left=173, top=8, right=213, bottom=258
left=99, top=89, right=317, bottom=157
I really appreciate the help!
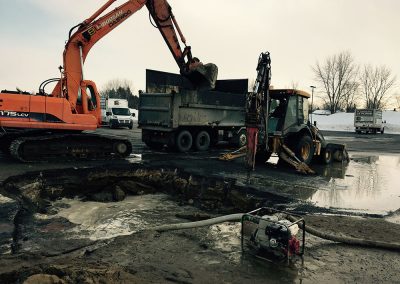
left=241, top=208, right=305, bottom=260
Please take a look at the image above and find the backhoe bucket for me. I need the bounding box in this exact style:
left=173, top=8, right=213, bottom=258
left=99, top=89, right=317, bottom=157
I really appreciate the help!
left=185, top=63, right=218, bottom=90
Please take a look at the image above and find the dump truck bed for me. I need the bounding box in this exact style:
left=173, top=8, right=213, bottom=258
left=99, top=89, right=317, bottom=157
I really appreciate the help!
left=138, top=69, right=247, bottom=131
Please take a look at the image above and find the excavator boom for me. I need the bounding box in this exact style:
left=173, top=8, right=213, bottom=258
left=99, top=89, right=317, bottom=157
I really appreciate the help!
left=53, top=0, right=211, bottom=109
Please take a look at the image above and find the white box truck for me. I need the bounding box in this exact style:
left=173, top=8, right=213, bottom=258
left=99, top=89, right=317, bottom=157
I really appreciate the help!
left=100, top=97, right=134, bottom=129
left=354, top=109, right=384, bottom=134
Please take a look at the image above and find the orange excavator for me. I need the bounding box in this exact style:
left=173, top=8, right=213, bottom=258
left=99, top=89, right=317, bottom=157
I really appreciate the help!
left=0, top=0, right=216, bottom=161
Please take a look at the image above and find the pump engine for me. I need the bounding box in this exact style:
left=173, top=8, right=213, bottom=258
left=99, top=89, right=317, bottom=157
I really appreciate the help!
left=241, top=208, right=305, bottom=260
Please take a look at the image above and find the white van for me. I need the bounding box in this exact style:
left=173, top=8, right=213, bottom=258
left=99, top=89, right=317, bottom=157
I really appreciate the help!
left=100, top=98, right=134, bottom=129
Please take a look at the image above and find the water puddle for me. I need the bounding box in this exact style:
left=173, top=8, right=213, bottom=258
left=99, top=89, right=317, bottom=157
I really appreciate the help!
left=207, top=223, right=242, bottom=263
left=309, top=155, right=400, bottom=214
left=54, top=194, right=186, bottom=240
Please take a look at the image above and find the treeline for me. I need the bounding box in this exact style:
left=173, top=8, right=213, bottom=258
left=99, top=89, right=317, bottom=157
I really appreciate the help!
left=100, top=79, right=139, bottom=109
left=312, top=51, right=397, bottom=113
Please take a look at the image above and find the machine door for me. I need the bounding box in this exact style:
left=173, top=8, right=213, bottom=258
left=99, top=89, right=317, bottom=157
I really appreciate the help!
left=283, top=96, right=298, bottom=130
left=42, top=95, right=64, bottom=123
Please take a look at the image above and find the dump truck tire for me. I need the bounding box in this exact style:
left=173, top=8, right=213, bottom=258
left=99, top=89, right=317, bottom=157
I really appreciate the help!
left=234, top=129, right=247, bottom=148
left=295, top=135, right=315, bottom=165
left=176, top=130, right=193, bottom=152
left=194, top=131, right=210, bottom=151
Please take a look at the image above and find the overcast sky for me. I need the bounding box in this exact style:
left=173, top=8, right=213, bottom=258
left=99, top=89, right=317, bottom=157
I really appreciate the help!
left=0, top=0, right=399, bottom=107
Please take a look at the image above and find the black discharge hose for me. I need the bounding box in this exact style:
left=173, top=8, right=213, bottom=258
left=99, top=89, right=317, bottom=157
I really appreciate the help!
left=285, top=215, right=400, bottom=251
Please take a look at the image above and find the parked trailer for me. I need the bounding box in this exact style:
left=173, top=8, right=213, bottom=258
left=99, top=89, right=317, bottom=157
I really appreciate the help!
left=354, top=109, right=384, bottom=134
left=138, top=69, right=247, bottom=152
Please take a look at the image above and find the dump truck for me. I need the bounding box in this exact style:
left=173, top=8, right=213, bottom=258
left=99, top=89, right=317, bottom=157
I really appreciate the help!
left=138, top=69, right=247, bottom=151
left=354, top=109, right=384, bottom=134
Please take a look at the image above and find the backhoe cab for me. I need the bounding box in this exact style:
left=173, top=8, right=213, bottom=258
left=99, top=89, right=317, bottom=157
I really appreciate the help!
left=256, top=89, right=348, bottom=173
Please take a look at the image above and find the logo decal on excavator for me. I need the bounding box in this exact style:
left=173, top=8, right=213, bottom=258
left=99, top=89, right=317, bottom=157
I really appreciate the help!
left=0, top=110, right=29, bottom=118
left=82, top=10, right=132, bottom=41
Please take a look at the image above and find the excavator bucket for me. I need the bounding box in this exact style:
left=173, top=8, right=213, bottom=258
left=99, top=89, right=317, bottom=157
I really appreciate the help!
left=185, top=63, right=218, bottom=90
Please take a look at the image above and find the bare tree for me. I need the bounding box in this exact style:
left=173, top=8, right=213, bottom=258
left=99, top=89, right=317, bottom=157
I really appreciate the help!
left=342, top=81, right=360, bottom=112
left=101, top=79, right=134, bottom=97
left=312, top=51, right=359, bottom=113
left=100, top=79, right=138, bottom=108
left=359, top=65, right=396, bottom=110
left=396, top=94, right=400, bottom=110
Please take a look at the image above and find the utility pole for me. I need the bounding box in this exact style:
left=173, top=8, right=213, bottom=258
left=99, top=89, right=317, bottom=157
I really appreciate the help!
left=310, top=85, right=316, bottom=124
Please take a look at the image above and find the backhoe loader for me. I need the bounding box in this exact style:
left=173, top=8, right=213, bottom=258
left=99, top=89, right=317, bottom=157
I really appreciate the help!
left=221, top=52, right=349, bottom=173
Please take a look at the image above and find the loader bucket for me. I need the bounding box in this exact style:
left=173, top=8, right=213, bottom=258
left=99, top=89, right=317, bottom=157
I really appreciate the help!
left=325, top=143, right=349, bottom=163
left=184, top=63, right=218, bottom=90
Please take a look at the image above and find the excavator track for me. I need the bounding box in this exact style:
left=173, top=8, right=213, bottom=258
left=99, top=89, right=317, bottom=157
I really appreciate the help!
left=5, top=132, right=132, bottom=162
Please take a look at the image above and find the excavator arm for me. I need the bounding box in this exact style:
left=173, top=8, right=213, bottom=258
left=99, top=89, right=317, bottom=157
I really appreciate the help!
left=51, top=0, right=210, bottom=109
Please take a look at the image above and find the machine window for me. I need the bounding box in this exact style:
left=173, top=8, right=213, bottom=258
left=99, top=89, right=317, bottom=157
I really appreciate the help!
left=86, top=86, right=97, bottom=110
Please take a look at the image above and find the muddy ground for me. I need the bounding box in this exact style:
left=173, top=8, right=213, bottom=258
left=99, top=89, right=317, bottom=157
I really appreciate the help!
left=0, top=126, right=400, bottom=283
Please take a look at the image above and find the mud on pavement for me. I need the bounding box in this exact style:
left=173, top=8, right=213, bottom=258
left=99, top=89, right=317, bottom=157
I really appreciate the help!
left=0, top=164, right=400, bottom=283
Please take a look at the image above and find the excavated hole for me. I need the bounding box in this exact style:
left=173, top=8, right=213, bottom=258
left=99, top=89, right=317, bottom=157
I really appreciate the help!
left=1, top=164, right=400, bottom=283
left=0, top=164, right=291, bottom=282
